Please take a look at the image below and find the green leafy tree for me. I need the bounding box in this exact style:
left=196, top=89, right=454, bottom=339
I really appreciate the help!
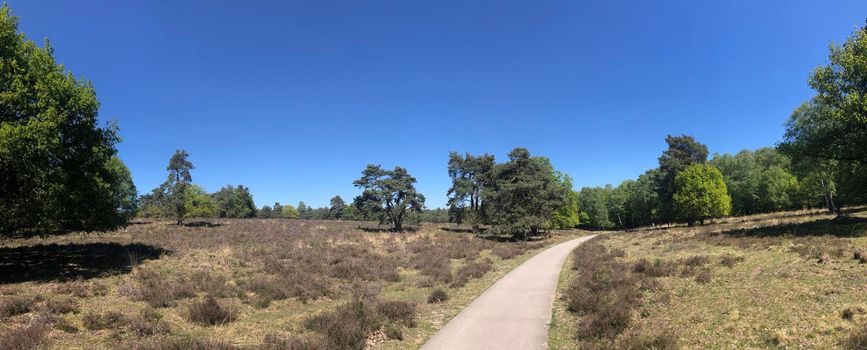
left=329, top=195, right=346, bottom=220
left=213, top=185, right=256, bottom=218
left=483, top=148, right=566, bottom=240
left=258, top=205, right=273, bottom=218
left=271, top=202, right=284, bottom=218
left=185, top=184, right=217, bottom=218
left=352, top=165, right=426, bottom=232
left=0, top=6, right=136, bottom=234
left=162, top=150, right=194, bottom=225
left=623, top=169, right=660, bottom=227
left=446, top=152, right=495, bottom=231
left=673, top=163, right=732, bottom=225
left=281, top=204, right=300, bottom=219
left=551, top=173, right=580, bottom=229
left=657, top=135, right=709, bottom=222
left=578, top=187, right=612, bottom=229
left=297, top=201, right=310, bottom=220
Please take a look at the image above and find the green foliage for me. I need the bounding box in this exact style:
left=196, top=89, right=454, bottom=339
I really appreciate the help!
left=578, top=187, right=612, bottom=229
left=352, top=165, right=426, bottom=232
left=484, top=148, right=566, bottom=239
left=185, top=184, right=217, bottom=218
left=623, top=169, right=660, bottom=227
left=0, top=6, right=137, bottom=234
left=162, top=150, right=194, bottom=225
left=281, top=204, right=300, bottom=219
left=446, top=152, right=495, bottom=230
left=657, top=135, right=709, bottom=222
left=673, top=164, right=732, bottom=225
left=711, top=148, right=804, bottom=215
left=329, top=196, right=346, bottom=220
left=213, top=185, right=256, bottom=218
left=551, top=174, right=580, bottom=229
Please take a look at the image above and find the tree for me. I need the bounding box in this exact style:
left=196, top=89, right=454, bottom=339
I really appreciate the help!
left=258, top=205, right=273, bottom=218
left=483, top=148, right=566, bottom=240
left=213, top=185, right=256, bottom=218
left=185, top=184, right=217, bottom=218
left=329, top=196, right=346, bottom=220
left=272, top=202, right=284, bottom=218
left=0, top=6, right=137, bottom=234
left=579, top=187, right=612, bottom=229
left=446, top=152, right=495, bottom=231
left=551, top=174, right=580, bottom=229
left=281, top=204, right=300, bottom=219
left=297, top=201, right=312, bottom=219
left=623, top=169, right=660, bottom=228
left=673, top=163, right=732, bottom=225
left=657, top=135, right=709, bottom=222
left=352, top=165, right=425, bottom=232
left=161, top=150, right=194, bottom=225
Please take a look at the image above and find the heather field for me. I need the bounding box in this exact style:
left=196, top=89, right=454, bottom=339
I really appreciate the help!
left=550, top=208, right=867, bottom=349
left=0, top=219, right=587, bottom=350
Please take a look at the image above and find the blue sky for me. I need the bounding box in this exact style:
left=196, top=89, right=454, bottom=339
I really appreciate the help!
left=9, top=1, right=867, bottom=208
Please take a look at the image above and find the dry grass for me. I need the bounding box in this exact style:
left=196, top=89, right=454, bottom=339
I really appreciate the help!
left=551, top=208, right=867, bottom=349
left=0, top=219, right=584, bottom=349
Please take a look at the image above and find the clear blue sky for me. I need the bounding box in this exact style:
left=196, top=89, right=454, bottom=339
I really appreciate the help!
left=9, top=1, right=867, bottom=208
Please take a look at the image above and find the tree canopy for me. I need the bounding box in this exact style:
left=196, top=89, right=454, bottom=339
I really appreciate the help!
left=0, top=6, right=137, bottom=234
left=352, top=165, right=426, bottom=232
left=673, top=163, right=732, bottom=225
left=446, top=152, right=495, bottom=230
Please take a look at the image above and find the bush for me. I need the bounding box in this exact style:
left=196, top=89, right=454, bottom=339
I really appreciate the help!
left=305, top=298, right=382, bottom=350
left=0, top=317, right=50, bottom=350
left=620, top=330, right=678, bottom=350
left=427, top=288, right=449, bottom=304
left=376, top=301, right=416, bottom=327
left=491, top=245, right=522, bottom=260
left=719, top=254, right=745, bottom=268
left=577, top=303, right=632, bottom=340
left=846, top=324, right=867, bottom=350
left=0, top=295, right=35, bottom=318
left=384, top=325, right=403, bottom=340
left=44, top=296, right=79, bottom=314
left=633, top=259, right=676, bottom=277
left=128, top=309, right=170, bottom=336
left=260, top=333, right=327, bottom=350
left=82, top=310, right=126, bottom=330
left=187, top=296, right=237, bottom=326
left=132, top=336, right=237, bottom=350
left=694, top=270, right=713, bottom=284
left=450, top=260, right=493, bottom=288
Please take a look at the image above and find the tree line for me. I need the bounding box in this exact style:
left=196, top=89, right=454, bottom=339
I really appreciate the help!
left=1, top=4, right=864, bottom=237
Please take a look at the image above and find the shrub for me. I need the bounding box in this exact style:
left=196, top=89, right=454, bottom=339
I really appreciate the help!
left=44, top=296, right=79, bottom=314
left=845, top=324, right=867, bottom=350
left=305, top=298, right=382, bottom=350
left=450, top=260, right=493, bottom=288
left=620, top=330, right=678, bottom=350
left=128, top=309, right=170, bottom=336
left=577, top=303, right=632, bottom=340
left=82, top=310, right=126, bottom=330
left=376, top=301, right=416, bottom=327
left=491, top=245, right=522, bottom=260
left=682, top=255, right=709, bottom=267
left=187, top=296, right=237, bottom=326
left=384, top=325, right=403, bottom=340
left=132, top=336, right=236, bottom=350
left=0, top=295, right=35, bottom=318
left=260, top=333, right=327, bottom=350
left=694, top=270, right=713, bottom=284
left=633, top=259, right=676, bottom=277
left=427, top=288, right=448, bottom=304
left=719, top=254, right=745, bottom=268
left=0, top=317, right=50, bottom=350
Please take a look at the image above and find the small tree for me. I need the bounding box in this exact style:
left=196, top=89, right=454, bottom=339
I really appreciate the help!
left=297, top=201, right=310, bottom=220
left=352, top=165, right=425, bottom=232
left=673, top=163, right=731, bottom=225
left=281, top=204, right=300, bottom=219
left=329, top=195, right=346, bottom=220
left=551, top=173, right=580, bottom=229
left=484, top=148, right=566, bottom=240
left=272, top=202, right=284, bottom=218
left=213, top=185, right=256, bottom=218
left=162, top=150, right=194, bottom=225
left=185, top=184, right=217, bottom=218
left=446, top=152, right=495, bottom=231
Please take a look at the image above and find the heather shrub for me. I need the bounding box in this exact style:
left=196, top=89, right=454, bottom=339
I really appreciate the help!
left=44, top=296, right=79, bottom=314
left=376, top=301, right=416, bottom=327
left=427, top=288, right=448, bottom=304
left=0, top=317, right=50, bottom=350
left=82, top=310, right=126, bottom=330
left=187, top=296, right=237, bottom=326
left=450, top=260, right=493, bottom=288
left=0, top=295, right=35, bottom=318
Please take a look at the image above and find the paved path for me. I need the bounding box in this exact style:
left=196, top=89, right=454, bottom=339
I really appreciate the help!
left=421, top=235, right=597, bottom=350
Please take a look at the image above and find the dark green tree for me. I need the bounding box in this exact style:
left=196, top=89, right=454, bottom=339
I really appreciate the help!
left=483, top=148, right=566, bottom=240
left=0, top=6, right=137, bottom=234
left=329, top=195, right=346, bottom=220
left=213, top=185, right=256, bottom=218
left=352, top=165, right=426, bottom=232
left=272, top=202, right=284, bottom=218
left=297, top=201, right=310, bottom=219
left=578, top=187, right=612, bottom=229
left=162, top=150, right=194, bottom=225
left=657, top=135, right=709, bottom=222
left=446, top=152, right=495, bottom=231
left=258, top=205, right=273, bottom=218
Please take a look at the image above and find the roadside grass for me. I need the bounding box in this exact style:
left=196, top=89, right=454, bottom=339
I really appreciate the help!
left=0, top=219, right=587, bottom=349
left=551, top=209, right=867, bottom=349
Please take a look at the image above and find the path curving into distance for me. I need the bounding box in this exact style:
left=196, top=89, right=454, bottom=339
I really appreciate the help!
left=421, top=235, right=597, bottom=350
